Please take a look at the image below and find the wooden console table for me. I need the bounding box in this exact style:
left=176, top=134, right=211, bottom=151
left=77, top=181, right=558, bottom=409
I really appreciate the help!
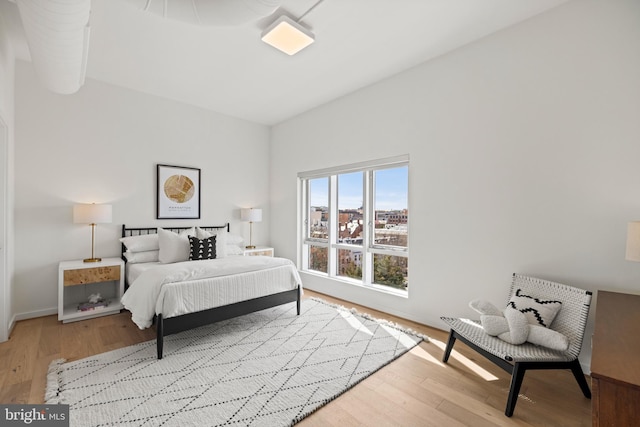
left=590, top=290, right=640, bottom=426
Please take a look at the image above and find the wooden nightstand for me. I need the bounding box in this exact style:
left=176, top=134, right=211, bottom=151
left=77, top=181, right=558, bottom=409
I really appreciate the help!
left=58, top=257, right=124, bottom=323
left=243, top=246, right=274, bottom=257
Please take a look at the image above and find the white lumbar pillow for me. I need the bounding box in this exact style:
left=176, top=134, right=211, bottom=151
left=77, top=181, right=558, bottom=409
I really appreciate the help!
left=124, top=250, right=160, bottom=264
left=119, top=233, right=159, bottom=252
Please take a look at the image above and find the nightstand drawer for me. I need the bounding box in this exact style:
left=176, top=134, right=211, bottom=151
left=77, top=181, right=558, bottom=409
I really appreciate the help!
left=63, top=265, right=121, bottom=286
left=243, top=247, right=274, bottom=257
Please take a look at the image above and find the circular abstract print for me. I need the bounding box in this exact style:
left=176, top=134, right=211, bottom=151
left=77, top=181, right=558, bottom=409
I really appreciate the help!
left=164, top=175, right=195, bottom=203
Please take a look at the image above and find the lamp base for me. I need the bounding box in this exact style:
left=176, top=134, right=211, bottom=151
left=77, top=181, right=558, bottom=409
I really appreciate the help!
left=83, top=257, right=102, bottom=263
left=245, top=245, right=256, bottom=249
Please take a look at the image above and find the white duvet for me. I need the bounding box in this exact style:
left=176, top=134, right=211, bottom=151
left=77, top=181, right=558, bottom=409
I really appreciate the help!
left=121, top=256, right=302, bottom=329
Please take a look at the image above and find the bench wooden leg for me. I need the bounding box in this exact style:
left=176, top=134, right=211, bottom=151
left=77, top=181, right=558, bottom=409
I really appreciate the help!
left=570, top=359, right=591, bottom=398
left=506, top=363, right=526, bottom=417
left=442, top=330, right=457, bottom=363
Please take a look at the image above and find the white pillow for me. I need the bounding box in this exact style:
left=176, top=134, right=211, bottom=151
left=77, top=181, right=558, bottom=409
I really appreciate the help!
left=124, top=250, right=160, bottom=264
left=120, top=234, right=159, bottom=252
left=196, top=226, right=217, bottom=239
left=158, top=227, right=195, bottom=264
left=196, top=227, right=227, bottom=258
left=225, top=244, right=244, bottom=255
left=227, top=234, right=244, bottom=245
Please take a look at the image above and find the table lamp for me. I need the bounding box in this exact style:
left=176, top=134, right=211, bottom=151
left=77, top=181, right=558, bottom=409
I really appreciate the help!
left=73, top=203, right=112, bottom=262
left=241, top=208, right=262, bottom=249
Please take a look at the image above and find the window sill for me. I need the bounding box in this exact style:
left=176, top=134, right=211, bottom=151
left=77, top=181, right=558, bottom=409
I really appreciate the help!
left=300, top=270, right=408, bottom=299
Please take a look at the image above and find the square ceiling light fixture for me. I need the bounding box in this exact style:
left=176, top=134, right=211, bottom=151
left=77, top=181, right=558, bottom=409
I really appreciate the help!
left=261, top=15, right=315, bottom=56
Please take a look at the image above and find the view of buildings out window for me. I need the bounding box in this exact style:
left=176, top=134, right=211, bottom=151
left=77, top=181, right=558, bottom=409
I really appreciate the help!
left=300, top=157, right=409, bottom=293
left=372, top=167, right=408, bottom=290
left=307, top=177, right=328, bottom=273
left=337, top=172, right=363, bottom=280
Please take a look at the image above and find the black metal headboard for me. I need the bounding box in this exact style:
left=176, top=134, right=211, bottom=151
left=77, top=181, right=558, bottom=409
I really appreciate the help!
left=121, top=224, right=230, bottom=261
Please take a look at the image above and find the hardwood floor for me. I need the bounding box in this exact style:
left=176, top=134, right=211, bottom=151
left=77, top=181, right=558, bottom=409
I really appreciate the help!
left=0, top=290, right=592, bottom=426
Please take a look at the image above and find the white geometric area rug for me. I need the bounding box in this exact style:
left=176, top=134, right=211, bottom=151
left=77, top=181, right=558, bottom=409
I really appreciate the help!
left=46, top=298, right=428, bottom=427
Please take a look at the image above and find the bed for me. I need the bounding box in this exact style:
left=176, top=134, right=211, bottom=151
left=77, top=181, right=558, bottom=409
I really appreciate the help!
left=120, top=224, right=302, bottom=359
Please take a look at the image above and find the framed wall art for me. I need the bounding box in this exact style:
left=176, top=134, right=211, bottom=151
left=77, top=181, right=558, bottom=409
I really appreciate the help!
left=156, top=164, right=201, bottom=219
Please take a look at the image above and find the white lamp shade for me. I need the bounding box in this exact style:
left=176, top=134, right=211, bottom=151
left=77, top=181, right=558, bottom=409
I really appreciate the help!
left=73, top=203, right=112, bottom=224
left=241, top=208, right=262, bottom=222
left=626, top=221, right=640, bottom=262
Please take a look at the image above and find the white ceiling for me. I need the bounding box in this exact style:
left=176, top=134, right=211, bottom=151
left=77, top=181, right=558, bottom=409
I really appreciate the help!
left=2, top=0, right=569, bottom=125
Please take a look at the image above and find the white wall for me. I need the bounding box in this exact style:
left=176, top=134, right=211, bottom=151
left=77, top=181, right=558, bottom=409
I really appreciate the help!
left=0, top=9, right=15, bottom=341
left=270, top=0, right=640, bottom=370
left=0, top=19, right=13, bottom=122
left=14, top=61, right=270, bottom=318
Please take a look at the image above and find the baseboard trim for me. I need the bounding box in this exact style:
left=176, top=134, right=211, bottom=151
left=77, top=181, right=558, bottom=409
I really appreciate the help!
left=14, top=307, right=57, bottom=322
left=8, top=314, right=16, bottom=337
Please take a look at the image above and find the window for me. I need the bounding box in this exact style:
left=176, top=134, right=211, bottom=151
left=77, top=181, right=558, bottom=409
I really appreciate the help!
left=307, top=177, right=328, bottom=273
left=299, top=156, right=409, bottom=294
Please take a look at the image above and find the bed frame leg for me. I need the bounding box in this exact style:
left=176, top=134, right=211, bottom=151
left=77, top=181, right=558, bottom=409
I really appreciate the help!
left=157, top=314, right=164, bottom=359
left=297, top=285, right=301, bottom=315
